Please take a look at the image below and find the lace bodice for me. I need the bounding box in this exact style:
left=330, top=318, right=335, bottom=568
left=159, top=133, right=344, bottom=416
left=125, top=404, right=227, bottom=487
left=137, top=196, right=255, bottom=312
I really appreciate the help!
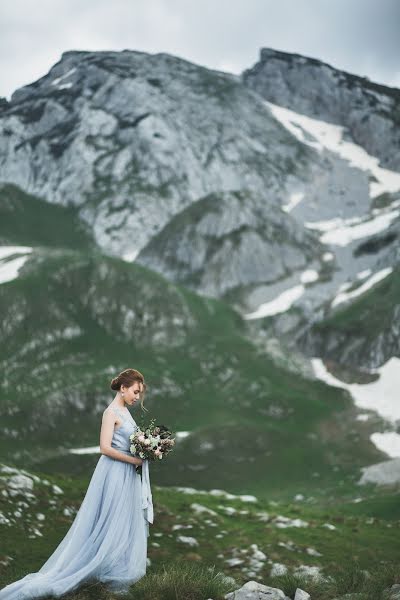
left=106, top=405, right=153, bottom=525
left=109, top=406, right=138, bottom=453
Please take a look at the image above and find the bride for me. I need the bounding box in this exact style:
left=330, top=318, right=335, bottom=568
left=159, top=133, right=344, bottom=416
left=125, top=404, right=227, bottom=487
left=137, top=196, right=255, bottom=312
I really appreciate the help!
left=0, top=368, right=153, bottom=599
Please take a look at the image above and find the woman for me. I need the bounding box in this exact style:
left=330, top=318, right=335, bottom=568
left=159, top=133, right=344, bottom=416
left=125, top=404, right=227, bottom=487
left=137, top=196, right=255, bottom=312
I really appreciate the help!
left=0, top=368, right=153, bottom=598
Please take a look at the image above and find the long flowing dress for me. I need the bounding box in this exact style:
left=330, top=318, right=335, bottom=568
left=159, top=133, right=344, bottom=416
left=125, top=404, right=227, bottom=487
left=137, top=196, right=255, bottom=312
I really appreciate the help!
left=0, top=406, right=154, bottom=599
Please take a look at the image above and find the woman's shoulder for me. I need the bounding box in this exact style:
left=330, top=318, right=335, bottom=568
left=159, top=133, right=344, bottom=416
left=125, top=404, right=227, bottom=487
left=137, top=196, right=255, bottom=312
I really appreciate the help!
left=103, top=405, right=119, bottom=419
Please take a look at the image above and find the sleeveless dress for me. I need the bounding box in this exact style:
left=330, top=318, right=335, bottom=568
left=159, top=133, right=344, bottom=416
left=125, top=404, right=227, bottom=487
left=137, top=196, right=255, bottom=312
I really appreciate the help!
left=0, top=406, right=154, bottom=599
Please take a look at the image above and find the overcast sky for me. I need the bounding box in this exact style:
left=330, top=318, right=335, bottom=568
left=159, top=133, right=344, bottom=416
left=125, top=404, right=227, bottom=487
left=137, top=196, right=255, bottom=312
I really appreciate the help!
left=1, top=0, right=399, bottom=100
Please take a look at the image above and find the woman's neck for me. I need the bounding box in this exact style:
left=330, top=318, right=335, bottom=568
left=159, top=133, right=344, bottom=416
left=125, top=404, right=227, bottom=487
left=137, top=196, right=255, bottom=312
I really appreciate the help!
left=112, top=394, right=127, bottom=409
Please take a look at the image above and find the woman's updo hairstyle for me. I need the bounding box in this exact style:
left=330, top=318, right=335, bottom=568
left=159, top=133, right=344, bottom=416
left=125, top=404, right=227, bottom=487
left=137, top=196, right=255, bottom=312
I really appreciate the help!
left=110, top=368, right=148, bottom=412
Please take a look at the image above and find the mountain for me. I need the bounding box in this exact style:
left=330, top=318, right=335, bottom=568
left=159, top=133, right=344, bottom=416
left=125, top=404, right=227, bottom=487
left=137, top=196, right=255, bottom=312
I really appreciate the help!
left=4, top=48, right=400, bottom=330
left=0, top=49, right=316, bottom=262
left=132, top=50, right=400, bottom=332
left=242, top=47, right=400, bottom=171
left=135, top=189, right=325, bottom=300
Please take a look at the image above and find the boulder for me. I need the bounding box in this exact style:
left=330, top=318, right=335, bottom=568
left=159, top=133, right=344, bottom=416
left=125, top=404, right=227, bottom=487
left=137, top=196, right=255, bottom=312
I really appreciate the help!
left=225, top=580, right=289, bottom=600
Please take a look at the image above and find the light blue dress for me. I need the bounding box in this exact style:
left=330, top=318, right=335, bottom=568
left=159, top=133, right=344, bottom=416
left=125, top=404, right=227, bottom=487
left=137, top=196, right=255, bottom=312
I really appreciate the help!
left=0, top=406, right=154, bottom=599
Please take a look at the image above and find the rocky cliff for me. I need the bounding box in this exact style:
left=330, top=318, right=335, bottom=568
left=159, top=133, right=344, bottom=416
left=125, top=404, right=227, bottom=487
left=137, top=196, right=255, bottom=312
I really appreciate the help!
left=242, top=47, right=400, bottom=171
left=1, top=48, right=399, bottom=370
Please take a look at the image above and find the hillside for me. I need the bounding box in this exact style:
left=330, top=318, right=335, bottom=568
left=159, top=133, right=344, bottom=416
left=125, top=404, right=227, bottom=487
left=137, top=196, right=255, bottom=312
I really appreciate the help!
left=0, top=185, right=387, bottom=502
left=1, top=463, right=399, bottom=593
left=0, top=183, right=95, bottom=249
left=136, top=189, right=325, bottom=299
left=298, top=266, right=400, bottom=370
left=1, top=240, right=387, bottom=500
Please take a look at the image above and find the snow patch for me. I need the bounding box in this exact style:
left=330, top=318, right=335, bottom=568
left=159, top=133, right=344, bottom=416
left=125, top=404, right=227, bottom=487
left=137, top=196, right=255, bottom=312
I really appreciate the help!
left=356, top=413, right=371, bottom=421
left=69, top=446, right=100, bottom=454
left=244, top=284, right=304, bottom=319
left=122, top=249, right=140, bottom=262
left=370, top=432, right=400, bottom=458
left=356, top=269, right=372, bottom=280
left=322, top=523, right=336, bottom=530
left=50, top=68, right=77, bottom=89
left=306, top=204, right=400, bottom=247
left=300, top=269, right=319, bottom=284
left=266, top=101, right=400, bottom=197
left=175, top=431, right=191, bottom=440
left=312, top=357, right=400, bottom=457
left=282, top=192, right=304, bottom=212
left=0, top=246, right=33, bottom=284
left=359, top=457, right=400, bottom=486
left=331, top=267, right=392, bottom=307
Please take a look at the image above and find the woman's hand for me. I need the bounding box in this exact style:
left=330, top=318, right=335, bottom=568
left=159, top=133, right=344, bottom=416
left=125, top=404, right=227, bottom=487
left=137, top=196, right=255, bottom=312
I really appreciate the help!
left=133, top=457, right=143, bottom=466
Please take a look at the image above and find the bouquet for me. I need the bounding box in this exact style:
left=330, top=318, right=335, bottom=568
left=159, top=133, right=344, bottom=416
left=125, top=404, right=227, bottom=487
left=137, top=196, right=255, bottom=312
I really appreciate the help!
left=129, top=418, right=175, bottom=468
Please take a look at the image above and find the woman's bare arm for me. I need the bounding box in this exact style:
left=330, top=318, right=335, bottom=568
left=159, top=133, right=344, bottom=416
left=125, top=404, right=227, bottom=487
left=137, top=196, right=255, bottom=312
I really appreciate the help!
left=100, top=409, right=143, bottom=466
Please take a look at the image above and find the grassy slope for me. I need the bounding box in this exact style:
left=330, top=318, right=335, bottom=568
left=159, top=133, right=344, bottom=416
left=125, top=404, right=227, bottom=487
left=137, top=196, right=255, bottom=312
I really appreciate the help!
left=1, top=466, right=399, bottom=592
left=314, top=266, right=400, bottom=340
left=0, top=183, right=95, bottom=250
left=0, top=243, right=386, bottom=502
left=300, top=266, right=400, bottom=370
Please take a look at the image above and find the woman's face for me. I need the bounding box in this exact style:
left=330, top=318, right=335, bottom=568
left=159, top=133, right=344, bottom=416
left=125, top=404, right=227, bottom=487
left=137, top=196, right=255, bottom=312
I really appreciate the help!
left=122, top=382, right=143, bottom=405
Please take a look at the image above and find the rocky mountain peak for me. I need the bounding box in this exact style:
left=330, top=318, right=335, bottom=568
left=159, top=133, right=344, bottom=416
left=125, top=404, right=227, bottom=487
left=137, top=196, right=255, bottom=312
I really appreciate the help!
left=242, top=47, right=400, bottom=171
left=0, top=48, right=314, bottom=259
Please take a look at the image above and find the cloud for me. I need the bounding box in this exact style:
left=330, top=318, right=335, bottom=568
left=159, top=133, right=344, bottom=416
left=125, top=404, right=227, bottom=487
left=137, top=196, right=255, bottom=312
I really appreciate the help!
left=0, top=0, right=398, bottom=100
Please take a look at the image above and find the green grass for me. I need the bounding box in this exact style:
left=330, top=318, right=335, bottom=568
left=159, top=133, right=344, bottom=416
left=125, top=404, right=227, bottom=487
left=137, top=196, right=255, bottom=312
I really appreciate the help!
left=313, top=266, right=400, bottom=340
left=0, top=183, right=95, bottom=250
left=304, top=266, right=400, bottom=369
left=0, top=563, right=237, bottom=600
left=1, top=467, right=399, bottom=597
left=122, top=561, right=236, bottom=600
left=3, top=561, right=397, bottom=600
left=270, top=560, right=400, bottom=600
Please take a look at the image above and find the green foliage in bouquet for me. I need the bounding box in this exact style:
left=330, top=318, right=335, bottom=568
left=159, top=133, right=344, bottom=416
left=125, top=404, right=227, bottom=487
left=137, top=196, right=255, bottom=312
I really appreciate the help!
left=129, top=418, right=175, bottom=465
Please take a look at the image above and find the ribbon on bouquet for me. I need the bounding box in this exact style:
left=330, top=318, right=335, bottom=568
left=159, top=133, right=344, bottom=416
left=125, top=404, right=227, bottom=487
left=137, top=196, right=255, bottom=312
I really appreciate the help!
left=141, top=458, right=154, bottom=524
